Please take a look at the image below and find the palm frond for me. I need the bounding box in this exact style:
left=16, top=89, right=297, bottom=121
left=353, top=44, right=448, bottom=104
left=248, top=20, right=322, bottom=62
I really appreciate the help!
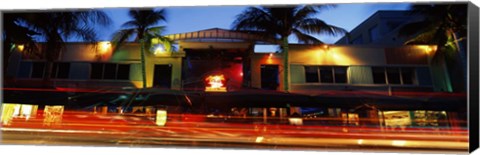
left=295, top=18, right=347, bottom=36
left=111, top=28, right=137, bottom=52
left=292, top=29, right=323, bottom=44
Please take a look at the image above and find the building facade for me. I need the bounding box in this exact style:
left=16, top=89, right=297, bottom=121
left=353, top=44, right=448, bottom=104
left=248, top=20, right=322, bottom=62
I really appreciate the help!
left=4, top=27, right=466, bottom=129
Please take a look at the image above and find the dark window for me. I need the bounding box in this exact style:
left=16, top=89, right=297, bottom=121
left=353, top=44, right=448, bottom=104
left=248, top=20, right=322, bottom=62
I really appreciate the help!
left=372, top=67, right=386, bottom=84
left=18, top=61, right=32, bottom=78
left=369, top=25, right=380, bottom=42
left=103, top=63, right=117, bottom=79
left=386, top=67, right=401, bottom=84
left=386, top=21, right=403, bottom=32
left=319, top=67, right=333, bottom=83
left=91, top=63, right=104, bottom=79
left=305, top=66, right=348, bottom=84
left=51, top=63, right=58, bottom=78
left=31, top=62, right=45, bottom=78
left=56, top=63, right=70, bottom=79
left=351, top=35, right=363, bottom=44
left=91, top=63, right=131, bottom=80
left=305, top=66, right=319, bottom=83
left=334, top=67, right=347, bottom=83
left=117, top=64, right=130, bottom=80
left=401, top=67, right=415, bottom=85
left=372, top=67, right=417, bottom=85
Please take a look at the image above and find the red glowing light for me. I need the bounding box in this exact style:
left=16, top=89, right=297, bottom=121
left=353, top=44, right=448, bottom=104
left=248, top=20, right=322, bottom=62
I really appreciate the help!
left=205, top=75, right=227, bottom=92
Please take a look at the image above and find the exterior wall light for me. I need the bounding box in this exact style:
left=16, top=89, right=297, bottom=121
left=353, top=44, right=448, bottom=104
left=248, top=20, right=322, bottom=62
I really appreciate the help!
left=153, top=44, right=166, bottom=55
left=17, top=44, right=25, bottom=52
left=98, top=41, right=111, bottom=54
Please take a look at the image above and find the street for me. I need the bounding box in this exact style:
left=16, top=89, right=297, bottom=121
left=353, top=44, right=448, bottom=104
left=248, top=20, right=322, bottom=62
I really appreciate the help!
left=0, top=111, right=469, bottom=154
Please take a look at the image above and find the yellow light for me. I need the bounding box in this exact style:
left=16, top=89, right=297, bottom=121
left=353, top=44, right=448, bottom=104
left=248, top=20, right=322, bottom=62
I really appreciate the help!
left=98, top=41, right=111, bottom=53
left=156, top=110, right=167, bottom=126
left=332, top=53, right=341, bottom=60
left=323, top=44, right=329, bottom=50
left=17, top=44, right=25, bottom=52
left=255, top=136, right=264, bottom=143
left=392, top=140, right=407, bottom=146
left=357, top=139, right=364, bottom=145
left=154, top=45, right=165, bottom=55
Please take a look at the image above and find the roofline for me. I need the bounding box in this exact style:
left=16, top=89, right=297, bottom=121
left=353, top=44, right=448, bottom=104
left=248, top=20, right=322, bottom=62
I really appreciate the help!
left=335, top=10, right=413, bottom=44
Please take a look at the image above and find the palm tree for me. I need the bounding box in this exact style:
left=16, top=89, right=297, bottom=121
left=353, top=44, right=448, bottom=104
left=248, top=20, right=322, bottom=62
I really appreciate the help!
left=398, top=4, right=467, bottom=92
left=2, top=13, right=40, bottom=78
left=232, top=5, right=347, bottom=92
left=112, top=8, right=173, bottom=89
left=16, top=10, right=111, bottom=87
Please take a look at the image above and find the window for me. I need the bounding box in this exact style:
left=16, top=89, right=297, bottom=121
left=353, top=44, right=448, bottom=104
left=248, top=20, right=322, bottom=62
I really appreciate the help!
left=304, top=66, right=348, bottom=84
left=334, top=67, right=347, bottom=83
left=117, top=64, right=130, bottom=80
left=369, top=25, right=380, bottom=42
left=386, top=68, right=401, bottom=84
left=51, top=62, right=70, bottom=79
left=350, top=35, right=363, bottom=44
left=90, top=63, right=131, bottom=80
left=319, top=67, right=334, bottom=83
left=371, top=67, right=416, bottom=85
left=31, top=62, right=46, bottom=78
left=90, top=63, right=104, bottom=79
left=372, top=67, right=386, bottom=84
left=305, top=66, right=319, bottom=83
left=401, top=67, right=415, bottom=85
left=103, top=63, right=117, bottom=79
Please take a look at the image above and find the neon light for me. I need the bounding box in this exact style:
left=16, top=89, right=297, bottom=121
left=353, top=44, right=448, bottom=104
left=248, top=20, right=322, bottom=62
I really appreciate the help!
left=205, top=74, right=227, bottom=92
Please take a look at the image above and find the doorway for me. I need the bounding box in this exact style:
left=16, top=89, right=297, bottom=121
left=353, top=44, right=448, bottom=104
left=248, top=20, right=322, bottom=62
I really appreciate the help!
left=153, top=64, right=172, bottom=88
left=260, top=65, right=279, bottom=90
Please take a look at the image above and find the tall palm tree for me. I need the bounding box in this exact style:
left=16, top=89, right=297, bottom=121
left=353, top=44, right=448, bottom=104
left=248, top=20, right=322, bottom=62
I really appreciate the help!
left=232, top=5, right=347, bottom=92
left=398, top=4, right=467, bottom=92
left=112, top=8, right=173, bottom=89
left=17, top=10, right=111, bottom=87
left=2, top=13, right=40, bottom=78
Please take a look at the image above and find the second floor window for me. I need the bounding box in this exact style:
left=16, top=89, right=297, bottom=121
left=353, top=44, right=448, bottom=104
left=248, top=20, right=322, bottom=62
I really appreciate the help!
left=372, top=67, right=416, bottom=85
left=90, top=63, right=131, bottom=80
left=305, top=66, right=348, bottom=84
left=51, top=62, right=70, bottom=79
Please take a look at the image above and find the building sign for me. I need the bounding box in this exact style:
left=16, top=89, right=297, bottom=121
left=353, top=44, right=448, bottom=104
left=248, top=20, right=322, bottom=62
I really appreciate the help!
left=205, top=74, right=227, bottom=92
left=43, top=105, right=64, bottom=126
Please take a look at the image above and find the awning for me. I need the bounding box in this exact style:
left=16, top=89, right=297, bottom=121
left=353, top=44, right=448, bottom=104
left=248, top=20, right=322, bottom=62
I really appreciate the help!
left=202, top=89, right=313, bottom=108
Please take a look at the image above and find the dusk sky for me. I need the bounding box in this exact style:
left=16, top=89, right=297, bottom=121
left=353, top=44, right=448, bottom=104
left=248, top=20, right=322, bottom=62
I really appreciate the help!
left=99, top=3, right=411, bottom=44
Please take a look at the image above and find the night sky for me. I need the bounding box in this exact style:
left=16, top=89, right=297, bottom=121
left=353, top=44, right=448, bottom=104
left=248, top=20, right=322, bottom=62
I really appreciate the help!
left=98, top=3, right=411, bottom=44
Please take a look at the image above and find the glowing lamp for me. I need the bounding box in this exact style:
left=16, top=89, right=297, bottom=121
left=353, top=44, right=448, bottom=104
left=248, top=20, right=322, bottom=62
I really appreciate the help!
left=17, top=44, right=25, bottom=52
left=205, top=74, right=227, bottom=92
left=153, top=44, right=166, bottom=55
left=98, top=41, right=111, bottom=54
left=323, top=44, right=329, bottom=50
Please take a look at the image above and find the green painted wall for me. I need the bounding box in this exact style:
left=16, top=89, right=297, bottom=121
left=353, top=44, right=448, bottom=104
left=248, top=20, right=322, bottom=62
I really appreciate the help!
left=348, top=66, right=374, bottom=84
left=290, top=65, right=305, bottom=84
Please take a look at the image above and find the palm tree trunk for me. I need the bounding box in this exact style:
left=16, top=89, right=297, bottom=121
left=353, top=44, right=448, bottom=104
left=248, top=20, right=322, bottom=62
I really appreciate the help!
left=282, top=37, right=289, bottom=92
left=140, top=39, right=147, bottom=88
